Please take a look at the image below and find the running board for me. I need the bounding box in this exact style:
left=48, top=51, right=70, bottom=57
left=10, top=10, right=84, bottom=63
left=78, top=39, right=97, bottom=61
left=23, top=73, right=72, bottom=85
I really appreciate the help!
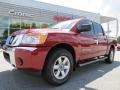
left=79, top=57, right=107, bottom=67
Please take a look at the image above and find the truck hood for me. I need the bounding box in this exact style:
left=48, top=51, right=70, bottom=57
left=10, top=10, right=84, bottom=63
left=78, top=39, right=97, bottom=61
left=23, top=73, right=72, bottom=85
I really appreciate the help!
left=12, top=28, right=74, bottom=35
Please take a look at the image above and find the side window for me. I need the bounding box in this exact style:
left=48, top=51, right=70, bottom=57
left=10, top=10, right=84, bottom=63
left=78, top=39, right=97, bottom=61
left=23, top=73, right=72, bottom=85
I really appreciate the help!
left=93, top=22, right=104, bottom=36
left=80, top=20, right=94, bottom=35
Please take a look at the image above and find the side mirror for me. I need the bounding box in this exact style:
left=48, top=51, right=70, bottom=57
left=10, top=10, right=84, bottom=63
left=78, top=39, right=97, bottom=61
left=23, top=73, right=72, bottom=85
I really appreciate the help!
left=77, top=24, right=91, bottom=32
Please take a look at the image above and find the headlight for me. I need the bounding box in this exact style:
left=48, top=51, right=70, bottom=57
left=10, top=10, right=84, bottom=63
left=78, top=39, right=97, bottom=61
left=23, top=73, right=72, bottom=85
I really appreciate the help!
left=21, top=33, right=48, bottom=45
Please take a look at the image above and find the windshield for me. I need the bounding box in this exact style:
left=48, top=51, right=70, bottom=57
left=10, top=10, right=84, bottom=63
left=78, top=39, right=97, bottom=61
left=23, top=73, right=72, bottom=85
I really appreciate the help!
left=50, top=19, right=79, bottom=30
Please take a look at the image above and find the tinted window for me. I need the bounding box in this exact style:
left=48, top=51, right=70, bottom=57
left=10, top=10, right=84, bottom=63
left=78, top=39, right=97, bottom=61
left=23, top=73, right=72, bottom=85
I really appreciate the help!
left=93, top=22, right=104, bottom=36
left=79, top=20, right=94, bottom=35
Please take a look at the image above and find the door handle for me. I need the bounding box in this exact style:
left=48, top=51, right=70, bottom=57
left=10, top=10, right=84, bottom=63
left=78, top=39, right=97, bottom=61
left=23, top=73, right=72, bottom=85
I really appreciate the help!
left=94, top=39, right=99, bottom=45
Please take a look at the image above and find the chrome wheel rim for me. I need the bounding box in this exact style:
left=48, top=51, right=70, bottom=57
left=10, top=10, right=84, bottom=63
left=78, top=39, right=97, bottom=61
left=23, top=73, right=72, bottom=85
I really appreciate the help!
left=53, top=56, right=70, bottom=79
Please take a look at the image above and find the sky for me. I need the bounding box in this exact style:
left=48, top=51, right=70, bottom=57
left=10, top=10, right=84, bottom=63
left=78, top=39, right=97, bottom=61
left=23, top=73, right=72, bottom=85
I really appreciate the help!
left=35, top=0, right=120, bottom=36
left=35, top=0, right=120, bottom=17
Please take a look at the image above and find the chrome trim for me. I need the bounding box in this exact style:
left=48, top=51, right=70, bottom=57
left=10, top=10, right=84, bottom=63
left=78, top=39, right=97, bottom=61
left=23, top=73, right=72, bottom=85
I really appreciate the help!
left=3, top=47, right=16, bottom=66
left=79, top=57, right=107, bottom=67
left=53, top=56, right=70, bottom=80
left=3, top=47, right=37, bottom=66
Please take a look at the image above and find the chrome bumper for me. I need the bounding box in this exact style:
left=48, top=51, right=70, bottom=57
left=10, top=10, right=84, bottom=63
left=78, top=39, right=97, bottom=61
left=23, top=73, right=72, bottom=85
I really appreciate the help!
left=3, top=47, right=16, bottom=66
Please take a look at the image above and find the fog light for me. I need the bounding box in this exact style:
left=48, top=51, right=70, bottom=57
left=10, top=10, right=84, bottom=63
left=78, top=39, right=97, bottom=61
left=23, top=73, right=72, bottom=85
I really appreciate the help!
left=17, top=58, right=23, bottom=66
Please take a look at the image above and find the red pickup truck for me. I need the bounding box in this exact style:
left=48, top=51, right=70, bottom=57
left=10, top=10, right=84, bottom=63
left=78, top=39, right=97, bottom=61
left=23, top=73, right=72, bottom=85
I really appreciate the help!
left=117, top=44, right=120, bottom=50
left=3, top=18, right=117, bottom=85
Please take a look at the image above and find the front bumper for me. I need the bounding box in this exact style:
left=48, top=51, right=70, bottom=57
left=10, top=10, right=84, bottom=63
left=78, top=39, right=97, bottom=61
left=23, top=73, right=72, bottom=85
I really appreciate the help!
left=3, top=46, right=50, bottom=71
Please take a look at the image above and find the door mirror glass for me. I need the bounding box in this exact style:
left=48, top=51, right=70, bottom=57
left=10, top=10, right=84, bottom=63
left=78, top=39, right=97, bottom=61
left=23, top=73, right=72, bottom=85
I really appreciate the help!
left=77, top=24, right=91, bottom=32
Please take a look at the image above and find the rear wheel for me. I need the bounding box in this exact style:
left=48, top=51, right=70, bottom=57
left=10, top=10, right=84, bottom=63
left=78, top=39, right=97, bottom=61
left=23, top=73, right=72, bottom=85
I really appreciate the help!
left=42, top=49, right=74, bottom=86
left=105, top=48, right=115, bottom=63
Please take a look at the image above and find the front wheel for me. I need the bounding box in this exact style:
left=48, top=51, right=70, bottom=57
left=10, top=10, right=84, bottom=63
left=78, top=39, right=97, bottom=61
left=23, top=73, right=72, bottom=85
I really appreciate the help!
left=105, top=48, right=115, bottom=63
left=42, top=49, right=74, bottom=86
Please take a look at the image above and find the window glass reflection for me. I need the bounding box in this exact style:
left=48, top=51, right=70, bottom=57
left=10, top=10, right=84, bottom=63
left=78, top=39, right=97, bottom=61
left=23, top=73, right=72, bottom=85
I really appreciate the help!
left=10, top=18, right=20, bottom=29
left=0, top=17, right=9, bottom=28
left=31, top=21, right=41, bottom=28
left=21, top=20, right=31, bottom=29
left=21, top=19, right=49, bottom=29
left=10, top=28, right=20, bottom=34
left=0, top=28, right=8, bottom=41
left=40, top=22, right=49, bottom=28
left=0, top=16, right=52, bottom=43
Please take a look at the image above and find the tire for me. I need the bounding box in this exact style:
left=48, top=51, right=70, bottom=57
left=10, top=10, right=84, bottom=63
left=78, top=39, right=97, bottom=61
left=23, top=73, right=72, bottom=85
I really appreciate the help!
left=42, top=49, right=74, bottom=86
left=105, top=48, right=115, bottom=63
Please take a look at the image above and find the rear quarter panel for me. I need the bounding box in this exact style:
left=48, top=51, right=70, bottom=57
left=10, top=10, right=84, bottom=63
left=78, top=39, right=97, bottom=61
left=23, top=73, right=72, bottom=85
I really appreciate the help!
left=106, top=38, right=117, bottom=55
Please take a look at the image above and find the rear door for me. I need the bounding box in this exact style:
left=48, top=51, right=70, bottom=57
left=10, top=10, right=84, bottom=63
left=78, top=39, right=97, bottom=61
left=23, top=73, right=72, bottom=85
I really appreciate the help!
left=78, top=20, right=98, bottom=60
left=93, top=22, right=108, bottom=56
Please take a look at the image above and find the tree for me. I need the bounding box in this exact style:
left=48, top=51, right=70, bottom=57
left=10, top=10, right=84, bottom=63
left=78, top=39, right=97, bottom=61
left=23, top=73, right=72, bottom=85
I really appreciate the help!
left=2, top=29, right=8, bottom=39
left=117, top=36, right=120, bottom=43
left=41, top=23, right=48, bottom=28
left=31, top=23, right=36, bottom=28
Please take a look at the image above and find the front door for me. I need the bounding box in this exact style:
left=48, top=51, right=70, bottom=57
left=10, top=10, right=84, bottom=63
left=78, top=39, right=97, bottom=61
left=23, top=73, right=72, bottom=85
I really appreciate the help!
left=77, top=20, right=98, bottom=60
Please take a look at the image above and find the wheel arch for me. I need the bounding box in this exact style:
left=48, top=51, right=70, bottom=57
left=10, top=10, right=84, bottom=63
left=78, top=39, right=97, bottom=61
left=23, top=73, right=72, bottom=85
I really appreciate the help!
left=110, top=45, right=115, bottom=51
left=106, top=44, right=115, bottom=55
left=42, top=43, right=76, bottom=72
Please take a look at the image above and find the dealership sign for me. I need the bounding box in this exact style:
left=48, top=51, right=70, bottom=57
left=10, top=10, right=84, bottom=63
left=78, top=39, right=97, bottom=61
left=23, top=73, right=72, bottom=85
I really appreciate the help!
left=9, top=9, right=33, bottom=17
left=54, top=15, right=71, bottom=22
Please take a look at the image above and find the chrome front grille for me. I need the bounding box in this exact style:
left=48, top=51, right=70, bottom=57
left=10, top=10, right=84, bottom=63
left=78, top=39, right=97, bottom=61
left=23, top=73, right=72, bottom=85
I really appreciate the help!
left=6, top=34, right=24, bottom=46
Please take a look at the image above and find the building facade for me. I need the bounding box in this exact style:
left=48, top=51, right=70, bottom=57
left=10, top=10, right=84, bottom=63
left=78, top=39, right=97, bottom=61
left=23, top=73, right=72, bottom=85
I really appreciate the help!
left=0, top=0, right=117, bottom=41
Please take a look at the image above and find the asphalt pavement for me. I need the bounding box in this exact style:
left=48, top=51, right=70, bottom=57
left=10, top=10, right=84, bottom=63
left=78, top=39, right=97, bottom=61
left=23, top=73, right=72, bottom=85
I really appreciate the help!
left=0, top=51, right=120, bottom=90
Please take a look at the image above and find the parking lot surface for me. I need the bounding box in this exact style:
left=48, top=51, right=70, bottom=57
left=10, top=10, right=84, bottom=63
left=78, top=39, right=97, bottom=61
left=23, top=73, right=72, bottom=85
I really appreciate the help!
left=0, top=51, right=120, bottom=90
